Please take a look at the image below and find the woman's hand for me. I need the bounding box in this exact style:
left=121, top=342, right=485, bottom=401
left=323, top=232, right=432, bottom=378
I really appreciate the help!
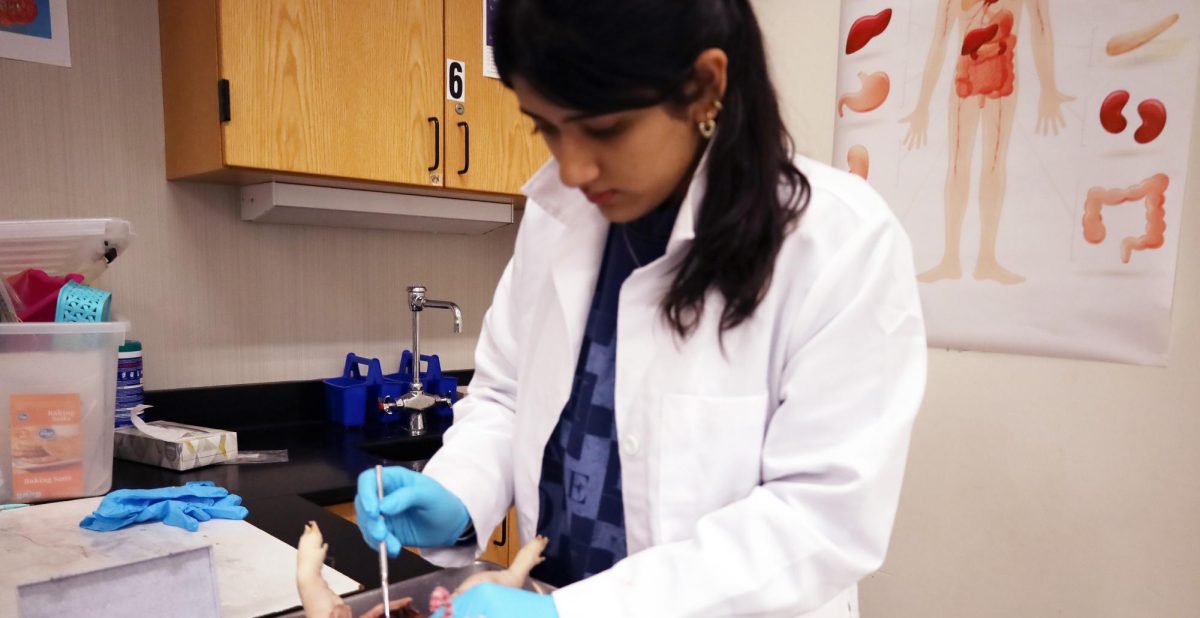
left=355, top=467, right=470, bottom=556
left=1036, top=90, right=1075, bottom=136
left=900, top=107, right=930, bottom=150
left=431, top=583, right=558, bottom=618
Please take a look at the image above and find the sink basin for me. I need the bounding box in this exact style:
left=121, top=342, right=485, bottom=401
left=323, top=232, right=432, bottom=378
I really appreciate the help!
left=358, top=432, right=443, bottom=464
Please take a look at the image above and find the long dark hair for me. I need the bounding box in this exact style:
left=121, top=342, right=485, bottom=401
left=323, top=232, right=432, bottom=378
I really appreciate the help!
left=494, top=0, right=810, bottom=338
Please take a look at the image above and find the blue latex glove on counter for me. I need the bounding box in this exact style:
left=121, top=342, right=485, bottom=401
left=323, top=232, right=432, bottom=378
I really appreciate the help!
left=355, top=466, right=469, bottom=556
left=79, top=481, right=248, bottom=532
left=431, top=583, right=558, bottom=618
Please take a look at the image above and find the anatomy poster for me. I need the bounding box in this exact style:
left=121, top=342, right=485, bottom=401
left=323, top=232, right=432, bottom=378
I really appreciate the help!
left=833, top=0, right=1200, bottom=365
left=0, top=0, right=70, bottom=67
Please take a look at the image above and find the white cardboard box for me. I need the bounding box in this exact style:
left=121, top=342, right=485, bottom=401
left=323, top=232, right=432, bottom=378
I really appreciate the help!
left=114, top=421, right=238, bottom=471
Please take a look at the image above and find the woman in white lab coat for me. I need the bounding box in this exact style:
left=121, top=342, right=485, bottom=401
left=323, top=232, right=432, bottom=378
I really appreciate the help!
left=355, top=1, right=927, bottom=616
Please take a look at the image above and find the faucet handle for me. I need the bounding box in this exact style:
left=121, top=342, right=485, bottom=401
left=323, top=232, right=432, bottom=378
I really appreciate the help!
left=377, top=394, right=430, bottom=436
left=408, top=286, right=427, bottom=312
left=379, top=394, right=400, bottom=414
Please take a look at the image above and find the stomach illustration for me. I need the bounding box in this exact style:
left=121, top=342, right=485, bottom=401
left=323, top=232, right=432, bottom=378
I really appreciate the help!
left=838, top=71, right=890, bottom=117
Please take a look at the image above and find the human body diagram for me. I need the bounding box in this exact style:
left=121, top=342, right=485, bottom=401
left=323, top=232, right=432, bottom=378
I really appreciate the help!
left=902, top=0, right=1073, bottom=284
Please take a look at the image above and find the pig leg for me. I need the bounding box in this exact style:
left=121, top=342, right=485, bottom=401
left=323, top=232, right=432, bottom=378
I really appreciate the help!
left=299, top=522, right=419, bottom=618
left=297, top=521, right=352, bottom=618
left=452, top=535, right=550, bottom=596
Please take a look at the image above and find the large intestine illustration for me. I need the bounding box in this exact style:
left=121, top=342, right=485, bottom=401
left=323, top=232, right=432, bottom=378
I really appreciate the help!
left=1082, top=174, right=1169, bottom=264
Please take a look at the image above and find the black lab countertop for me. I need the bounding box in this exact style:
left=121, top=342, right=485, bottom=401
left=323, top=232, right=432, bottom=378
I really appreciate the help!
left=110, top=375, right=474, bottom=612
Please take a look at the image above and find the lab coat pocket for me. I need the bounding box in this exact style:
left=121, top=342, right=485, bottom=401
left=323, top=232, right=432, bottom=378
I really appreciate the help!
left=656, top=391, right=769, bottom=543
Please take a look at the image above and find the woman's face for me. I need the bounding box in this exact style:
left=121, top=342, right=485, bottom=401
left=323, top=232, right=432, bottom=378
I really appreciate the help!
left=513, top=77, right=705, bottom=223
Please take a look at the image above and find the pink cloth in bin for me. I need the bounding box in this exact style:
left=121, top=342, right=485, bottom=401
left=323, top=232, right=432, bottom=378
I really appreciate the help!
left=6, top=269, right=85, bottom=322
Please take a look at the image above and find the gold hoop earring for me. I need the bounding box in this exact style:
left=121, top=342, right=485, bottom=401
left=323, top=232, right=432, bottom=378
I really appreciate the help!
left=698, top=100, right=724, bottom=139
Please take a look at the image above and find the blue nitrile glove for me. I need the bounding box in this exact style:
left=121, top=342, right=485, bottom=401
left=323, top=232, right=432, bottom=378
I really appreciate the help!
left=431, top=583, right=558, bottom=618
left=355, top=466, right=470, bottom=556
left=79, top=481, right=248, bottom=532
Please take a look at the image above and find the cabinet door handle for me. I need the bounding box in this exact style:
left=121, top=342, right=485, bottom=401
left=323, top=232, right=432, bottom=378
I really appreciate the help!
left=457, top=121, right=470, bottom=175
left=427, top=117, right=441, bottom=171
left=217, top=79, right=231, bottom=123
left=494, top=514, right=507, bottom=547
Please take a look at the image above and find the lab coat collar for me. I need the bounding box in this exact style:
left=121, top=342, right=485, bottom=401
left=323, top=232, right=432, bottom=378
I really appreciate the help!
left=515, top=146, right=708, bottom=401
left=520, top=143, right=712, bottom=251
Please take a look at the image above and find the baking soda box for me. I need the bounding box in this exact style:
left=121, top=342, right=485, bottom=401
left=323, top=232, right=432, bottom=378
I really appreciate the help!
left=10, top=394, right=83, bottom=501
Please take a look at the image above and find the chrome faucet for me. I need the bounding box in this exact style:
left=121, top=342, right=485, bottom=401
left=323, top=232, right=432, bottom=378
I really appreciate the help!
left=379, top=286, right=461, bottom=435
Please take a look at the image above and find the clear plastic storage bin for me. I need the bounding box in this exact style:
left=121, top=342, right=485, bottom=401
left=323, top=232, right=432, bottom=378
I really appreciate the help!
left=0, top=320, right=128, bottom=503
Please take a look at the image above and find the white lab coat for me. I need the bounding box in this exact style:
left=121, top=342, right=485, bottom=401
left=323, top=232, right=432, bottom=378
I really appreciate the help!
left=421, top=153, right=927, bottom=617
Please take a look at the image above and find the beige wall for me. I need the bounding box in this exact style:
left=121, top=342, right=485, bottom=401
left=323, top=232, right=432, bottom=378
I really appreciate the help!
left=0, top=0, right=515, bottom=389
left=2, top=1, right=1197, bottom=615
left=755, top=1, right=1200, bottom=616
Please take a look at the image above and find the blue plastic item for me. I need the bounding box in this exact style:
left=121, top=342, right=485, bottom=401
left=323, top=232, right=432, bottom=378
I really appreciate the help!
left=380, top=351, right=458, bottom=429
left=78, top=481, right=248, bottom=532
left=355, top=467, right=470, bottom=556
left=323, top=354, right=385, bottom=427
left=386, top=351, right=459, bottom=401
left=55, top=280, right=112, bottom=322
left=431, top=583, right=559, bottom=618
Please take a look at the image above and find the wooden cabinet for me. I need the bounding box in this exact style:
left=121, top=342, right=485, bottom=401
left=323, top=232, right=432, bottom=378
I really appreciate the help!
left=479, top=506, right=519, bottom=567
left=325, top=501, right=358, bottom=523
left=159, top=0, right=546, bottom=196
left=160, top=0, right=441, bottom=186
left=442, top=0, right=548, bottom=194
left=217, top=0, right=442, bottom=186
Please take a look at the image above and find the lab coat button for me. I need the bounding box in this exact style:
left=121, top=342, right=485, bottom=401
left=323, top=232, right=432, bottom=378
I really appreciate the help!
left=621, top=435, right=640, bottom=456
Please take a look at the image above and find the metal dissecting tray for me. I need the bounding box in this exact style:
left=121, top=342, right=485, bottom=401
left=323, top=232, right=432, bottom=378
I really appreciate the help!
left=277, top=561, right=555, bottom=617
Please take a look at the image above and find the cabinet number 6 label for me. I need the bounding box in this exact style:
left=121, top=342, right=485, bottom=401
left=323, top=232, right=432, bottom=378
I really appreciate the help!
left=447, top=59, right=466, bottom=102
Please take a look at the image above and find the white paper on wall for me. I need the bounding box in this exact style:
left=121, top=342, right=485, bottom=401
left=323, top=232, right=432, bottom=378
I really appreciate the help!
left=483, top=0, right=500, bottom=79
left=833, top=0, right=1200, bottom=365
left=0, top=0, right=71, bottom=67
